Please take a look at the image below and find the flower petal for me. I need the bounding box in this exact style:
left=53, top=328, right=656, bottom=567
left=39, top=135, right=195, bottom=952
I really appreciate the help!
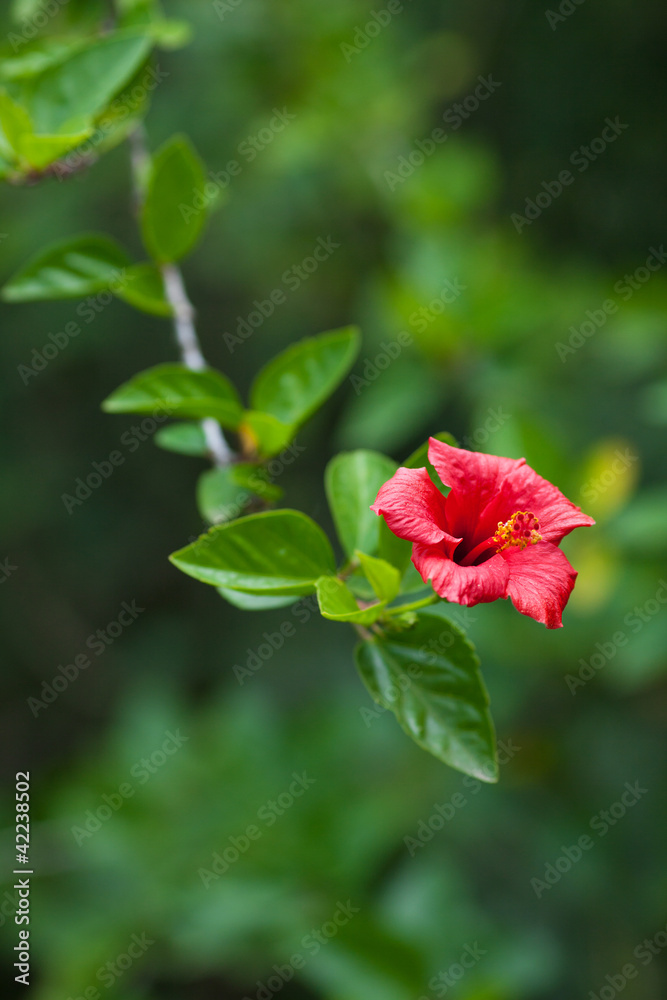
left=412, top=543, right=509, bottom=606
left=481, top=464, right=595, bottom=545
left=428, top=438, right=526, bottom=542
left=429, top=437, right=524, bottom=495
left=503, top=542, right=577, bottom=628
left=429, top=438, right=594, bottom=546
left=371, top=467, right=461, bottom=551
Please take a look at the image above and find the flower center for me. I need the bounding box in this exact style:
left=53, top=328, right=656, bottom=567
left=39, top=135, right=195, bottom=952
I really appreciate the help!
left=493, top=510, right=542, bottom=552
left=459, top=511, right=542, bottom=566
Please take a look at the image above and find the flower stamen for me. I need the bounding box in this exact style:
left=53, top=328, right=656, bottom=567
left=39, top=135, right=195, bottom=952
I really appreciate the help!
left=458, top=510, right=542, bottom=566
left=494, top=511, right=542, bottom=552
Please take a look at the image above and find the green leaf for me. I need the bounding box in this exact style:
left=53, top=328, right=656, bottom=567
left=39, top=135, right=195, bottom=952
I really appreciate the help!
left=250, top=327, right=361, bottom=427
left=154, top=421, right=208, bottom=457
left=403, top=430, right=458, bottom=491
left=316, top=576, right=387, bottom=626
left=169, top=510, right=337, bottom=595
left=18, top=127, right=95, bottom=170
left=356, top=551, right=401, bottom=602
left=1, top=234, right=131, bottom=302
left=141, top=134, right=208, bottom=263
left=197, top=468, right=245, bottom=525
left=0, top=84, right=95, bottom=172
left=239, top=410, right=294, bottom=458
left=0, top=41, right=81, bottom=83
left=217, top=588, right=296, bottom=611
left=403, top=431, right=458, bottom=469
left=114, top=262, right=172, bottom=316
left=0, top=89, right=32, bottom=158
left=355, top=606, right=497, bottom=781
left=377, top=524, right=412, bottom=578
left=26, top=31, right=153, bottom=133
left=325, top=450, right=398, bottom=560
left=231, top=464, right=283, bottom=502
left=12, top=0, right=46, bottom=20
left=148, top=19, right=193, bottom=49
left=102, top=364, right=243, bottom=428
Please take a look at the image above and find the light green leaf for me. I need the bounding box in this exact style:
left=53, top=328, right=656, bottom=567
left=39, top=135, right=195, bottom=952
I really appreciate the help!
left=316, top=576, right=387, bottom=626
left=148, top=19, right=193, bottom=49
left=114, top=262, right=172, bottom=316
left=12, top=0, right=46, bottom=20
left=325, top=450, right=397, bottom=560
left=239, top=410, right=294, bottom=458
left=0, top=41, right=81, bottom=83
left=0, top=87, right=95, bottom=170
left=0, top=89, right=32, bottom=158
left=26, top=31, right=153, bottom=133
left=170, top=510, right=337, bottom=595
left=1, top=234, right=130, bottom=302
left=141, top=134, right=208, bottom=263
left=18, top=127, right=94, bottom=170
left=102, top=364, right=243, bottom=429
left=355, top=606, right=497, bottom=781
left=154, top=421, right=208, bottom=457
left=197, top=468, right=245, bottom=525
left=250, top=326, right=361, bottom=427
left=356, top=551, right=401, bottom=602
left=217, top=588, right=296, bottom=611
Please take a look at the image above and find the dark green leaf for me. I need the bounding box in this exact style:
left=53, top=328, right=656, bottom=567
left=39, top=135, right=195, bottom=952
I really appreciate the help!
left=377, top=522, right=412, bottom=578
left=403, top=430, right=458, bottom=492
left=170, top=510, right=337, bottom=595
left=231, top=464, right=283, bottom=502
left=154, top=421, right=208, bottom=457
left=403, top=430, right=458, bottom=469
left=325, top=450, right=398, bottom=560
left=250, top=327, right=361, bottom=427
left=141, top=134, right=208, bottom=263
left=102, top=364, right=243, bottom=428
left=1, top=234, right=131, bottom=302
left=355, top=606, right=497, bottom=781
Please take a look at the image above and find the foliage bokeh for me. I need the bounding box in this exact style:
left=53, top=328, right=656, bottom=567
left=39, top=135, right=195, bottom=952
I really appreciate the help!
left=1, top=0, right=666, bottom=997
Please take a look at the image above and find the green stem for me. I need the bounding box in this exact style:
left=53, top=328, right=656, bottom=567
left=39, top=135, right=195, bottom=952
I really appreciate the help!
left=385, top=593, right=440, bottom=616
left=337, top=558, right=360, bottom=581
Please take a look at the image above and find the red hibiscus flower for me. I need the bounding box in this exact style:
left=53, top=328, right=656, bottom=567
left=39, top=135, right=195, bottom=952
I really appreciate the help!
left=371, top=439, right=595, bottom=628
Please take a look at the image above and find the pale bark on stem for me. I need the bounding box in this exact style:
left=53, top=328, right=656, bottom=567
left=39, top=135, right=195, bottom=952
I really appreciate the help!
left=127, top=125, right=233, bottom=468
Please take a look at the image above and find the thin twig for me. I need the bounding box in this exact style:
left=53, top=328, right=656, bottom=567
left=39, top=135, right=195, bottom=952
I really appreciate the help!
left=127, top=125, right=233, bottom=468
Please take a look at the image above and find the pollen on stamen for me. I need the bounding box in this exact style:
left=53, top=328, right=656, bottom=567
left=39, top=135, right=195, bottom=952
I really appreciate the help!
left=494, top=511, right=542, bottom=552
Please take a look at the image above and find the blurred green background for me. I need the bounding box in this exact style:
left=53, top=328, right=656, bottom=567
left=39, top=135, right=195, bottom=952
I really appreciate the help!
left=1, top=0, right=666, bottom=997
